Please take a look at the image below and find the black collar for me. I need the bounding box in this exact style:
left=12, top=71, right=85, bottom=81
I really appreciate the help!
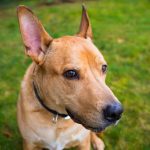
left=33, top=81, right=68, bottom=118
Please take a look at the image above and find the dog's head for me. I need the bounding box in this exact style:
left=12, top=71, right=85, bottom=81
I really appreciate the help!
left=17, top=5, right=123, bottom=132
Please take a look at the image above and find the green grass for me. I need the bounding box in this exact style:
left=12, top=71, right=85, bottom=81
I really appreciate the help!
left=0, top=0, right=150, bottom=149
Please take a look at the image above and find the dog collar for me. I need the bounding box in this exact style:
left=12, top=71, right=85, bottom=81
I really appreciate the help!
left=33, top=81, right=70, bottom=120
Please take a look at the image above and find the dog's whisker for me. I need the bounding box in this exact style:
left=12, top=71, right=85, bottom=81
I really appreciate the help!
left=114, top=120, right=120, bottom=126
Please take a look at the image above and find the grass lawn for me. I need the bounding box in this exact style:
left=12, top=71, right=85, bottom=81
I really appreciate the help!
left=0, top=0, right=150, bottom=149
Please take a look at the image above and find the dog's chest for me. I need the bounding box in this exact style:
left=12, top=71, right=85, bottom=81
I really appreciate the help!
left=38, top=122, right=90, bottom=150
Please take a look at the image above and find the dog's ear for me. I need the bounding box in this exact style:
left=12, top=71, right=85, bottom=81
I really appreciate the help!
left=77, top=5, right=93, bottom=39
left=17, top=5, right=53, bottom=65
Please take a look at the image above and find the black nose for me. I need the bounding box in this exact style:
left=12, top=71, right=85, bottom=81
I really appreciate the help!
left=103, top=103, right=123, bottom=122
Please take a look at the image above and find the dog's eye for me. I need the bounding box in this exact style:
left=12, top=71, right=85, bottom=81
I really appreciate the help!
left=102, top=64, right=107, bottom=73
left=63, top=70, right=79, bottom=80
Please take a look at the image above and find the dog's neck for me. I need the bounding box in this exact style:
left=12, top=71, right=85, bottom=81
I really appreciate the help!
left=32, top=63, right=70, bottom=122
left=33, top=80, right=68, bottom=117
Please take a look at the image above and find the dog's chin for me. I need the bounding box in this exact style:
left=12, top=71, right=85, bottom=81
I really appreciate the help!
left=83, top=124, right=105, bottom=133
left=66, top=108, right=113, bottom=133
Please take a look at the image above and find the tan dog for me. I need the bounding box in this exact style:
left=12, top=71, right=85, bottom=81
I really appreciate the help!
left=17, top=5, right=123, bottom=150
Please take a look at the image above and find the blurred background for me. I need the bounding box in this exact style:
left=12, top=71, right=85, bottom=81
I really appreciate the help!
left=0, top=0, right=150, bottom=149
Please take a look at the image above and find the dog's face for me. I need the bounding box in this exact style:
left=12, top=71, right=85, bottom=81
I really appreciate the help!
left=17, top=6, right=123, bottom=132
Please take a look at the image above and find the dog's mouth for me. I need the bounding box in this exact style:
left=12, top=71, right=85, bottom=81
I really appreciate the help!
left=83, top=125, right=105, bottom=133
left=66, top=108, right=112, bottom=133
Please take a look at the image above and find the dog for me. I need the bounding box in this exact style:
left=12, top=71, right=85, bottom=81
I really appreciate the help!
left=17, top=5, right=123, bottom=150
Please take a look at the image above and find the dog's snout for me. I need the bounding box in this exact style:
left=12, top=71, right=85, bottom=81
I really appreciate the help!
left=103, top=103, right=123, bottom=122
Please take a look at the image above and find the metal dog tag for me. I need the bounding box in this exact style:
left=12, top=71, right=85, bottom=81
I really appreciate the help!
left=52, top=114, right=58, bottom=124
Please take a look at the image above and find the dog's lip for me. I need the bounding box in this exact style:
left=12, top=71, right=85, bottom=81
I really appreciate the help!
left=83, top=125, right=105, bottom=133
left=86, top=120, right=120, bottom=133
left=66, top=108, right=106, bottom=133
left=66, top=108, right=82, bottom=124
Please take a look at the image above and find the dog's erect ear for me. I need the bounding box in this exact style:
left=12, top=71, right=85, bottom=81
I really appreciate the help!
left=77, top=5, right=93, bottom=39
left=17, top=5, right=53, bottom=64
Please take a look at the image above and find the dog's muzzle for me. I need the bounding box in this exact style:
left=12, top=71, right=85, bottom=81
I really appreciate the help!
left=66, top=102, right=123, bottom=133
